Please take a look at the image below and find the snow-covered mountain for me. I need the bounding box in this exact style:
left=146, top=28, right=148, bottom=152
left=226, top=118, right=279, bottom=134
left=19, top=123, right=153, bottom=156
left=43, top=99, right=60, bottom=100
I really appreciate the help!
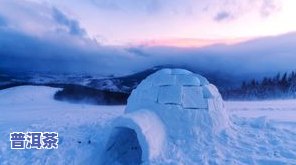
left=2, top=66, right=296, bottom=102
left=0, top=67, right=161, bottom=93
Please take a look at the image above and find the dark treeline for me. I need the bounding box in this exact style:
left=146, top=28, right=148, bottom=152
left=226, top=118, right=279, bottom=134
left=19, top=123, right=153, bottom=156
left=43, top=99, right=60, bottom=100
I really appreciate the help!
left=54, top=84, right=129, bottom=105
left=222, top=71, right=296, bottom=100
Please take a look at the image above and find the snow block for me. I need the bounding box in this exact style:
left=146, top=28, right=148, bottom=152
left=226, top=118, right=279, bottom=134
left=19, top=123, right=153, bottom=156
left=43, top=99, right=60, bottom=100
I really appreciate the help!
left=157, top=85, right=182, bottom=105
left=182, top=86, right=208, bottom=109
left=103, top=68, right=229, bottom=164
left=176, top=74, right=201, bottom=86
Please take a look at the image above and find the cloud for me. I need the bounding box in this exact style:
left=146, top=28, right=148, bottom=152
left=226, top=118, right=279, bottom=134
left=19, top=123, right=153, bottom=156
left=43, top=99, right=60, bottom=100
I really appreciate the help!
left=91, top=0, right=121, bottom=11
left=214, top=11, right=232, bottom=22
left=1, top=22, right=296, bottom=82
left=0, top=0, right=294, bottom=82
left=91, top=0, right=163, bottom=14
left=0, top=0, right=88, bottom=38
left=260, top=0, right=280, bottom=17
left=52, top=7, right=86, bottom=36
left=126, top=47, right=151, bottom=57
left=0, top=28, right=140, bottom=75
left=0, top=15, right=6, bottom=27
left=210, top=0, right=281, bottom=22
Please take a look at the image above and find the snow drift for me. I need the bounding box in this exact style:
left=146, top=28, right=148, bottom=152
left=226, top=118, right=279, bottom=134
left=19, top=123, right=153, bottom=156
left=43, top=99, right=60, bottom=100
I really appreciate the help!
left=101, top=68, right=229, bottom=164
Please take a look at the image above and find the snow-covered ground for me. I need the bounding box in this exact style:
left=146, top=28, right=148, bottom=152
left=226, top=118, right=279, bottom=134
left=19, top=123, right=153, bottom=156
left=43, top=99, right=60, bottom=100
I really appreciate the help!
left=0, top=86, right=296, bottom=164
left=0, top=86, right=124, bottom=165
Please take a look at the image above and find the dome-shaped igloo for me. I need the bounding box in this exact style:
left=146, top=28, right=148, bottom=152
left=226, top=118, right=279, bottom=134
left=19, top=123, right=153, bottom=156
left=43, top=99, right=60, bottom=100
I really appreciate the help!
left=101, top=68, right=229, bottom=164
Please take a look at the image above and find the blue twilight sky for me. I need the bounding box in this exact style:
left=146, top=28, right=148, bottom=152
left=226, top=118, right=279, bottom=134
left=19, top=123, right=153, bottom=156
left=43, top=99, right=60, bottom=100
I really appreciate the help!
left=0, top=0, right=296, bottom=77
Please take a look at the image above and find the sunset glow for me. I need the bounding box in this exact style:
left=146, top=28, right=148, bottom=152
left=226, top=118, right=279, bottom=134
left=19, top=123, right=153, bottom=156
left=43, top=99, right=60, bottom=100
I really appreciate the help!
left=138, top=37, right=251, bottom=47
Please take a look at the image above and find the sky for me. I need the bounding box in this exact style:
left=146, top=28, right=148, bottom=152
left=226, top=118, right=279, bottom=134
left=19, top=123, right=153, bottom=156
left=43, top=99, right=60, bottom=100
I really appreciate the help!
left=0, top=0, right=296, bottom=79
left=0, top=0, right=295, bottom=45
left=67, top=0, right=296, bottom=45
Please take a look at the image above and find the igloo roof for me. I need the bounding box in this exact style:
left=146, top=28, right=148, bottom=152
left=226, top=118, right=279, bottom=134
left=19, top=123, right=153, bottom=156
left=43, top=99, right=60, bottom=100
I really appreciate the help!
left=126, top=68, right=221, bottom=112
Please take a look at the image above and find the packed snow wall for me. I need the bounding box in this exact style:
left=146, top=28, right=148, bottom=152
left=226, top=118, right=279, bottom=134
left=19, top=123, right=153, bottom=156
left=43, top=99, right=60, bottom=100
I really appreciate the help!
left=101, top=68, right=229, bottom=164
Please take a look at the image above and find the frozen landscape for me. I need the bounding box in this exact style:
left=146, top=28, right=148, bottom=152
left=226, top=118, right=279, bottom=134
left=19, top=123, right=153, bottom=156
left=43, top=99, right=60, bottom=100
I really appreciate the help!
left=0, top=84, right=296, bottom=164
left=1, top=0, right=296, bottom=164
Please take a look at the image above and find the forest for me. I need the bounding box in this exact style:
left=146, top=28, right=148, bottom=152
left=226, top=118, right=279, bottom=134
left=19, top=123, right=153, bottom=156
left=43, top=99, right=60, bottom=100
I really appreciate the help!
left=222, top=71, right=296, bottom=100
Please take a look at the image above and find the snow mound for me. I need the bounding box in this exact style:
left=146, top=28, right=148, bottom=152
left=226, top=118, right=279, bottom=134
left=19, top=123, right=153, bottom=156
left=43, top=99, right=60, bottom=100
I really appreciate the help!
left=0, top=85, right=59, bottom=105
left=102, top=68, right=229, bottom=164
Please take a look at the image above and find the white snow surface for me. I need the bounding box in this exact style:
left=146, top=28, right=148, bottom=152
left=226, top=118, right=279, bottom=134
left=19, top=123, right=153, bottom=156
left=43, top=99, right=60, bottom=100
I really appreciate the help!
left=0, top=85, right=296, bottom=164
left=0, top=86, right=124, bottom=165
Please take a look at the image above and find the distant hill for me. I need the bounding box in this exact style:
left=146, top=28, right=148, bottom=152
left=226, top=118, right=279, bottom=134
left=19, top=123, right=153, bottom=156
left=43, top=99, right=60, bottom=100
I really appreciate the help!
left=2, top=67, right=296, bottom=102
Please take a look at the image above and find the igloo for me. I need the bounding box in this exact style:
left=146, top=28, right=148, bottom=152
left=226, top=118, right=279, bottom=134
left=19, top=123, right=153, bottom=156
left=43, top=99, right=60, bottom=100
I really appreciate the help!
left=101, top=68, right=229, bottom=164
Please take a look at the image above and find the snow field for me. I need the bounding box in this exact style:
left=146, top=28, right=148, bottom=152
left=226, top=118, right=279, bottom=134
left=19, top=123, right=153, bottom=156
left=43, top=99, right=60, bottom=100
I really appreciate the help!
left=0, top=86, right=295, bottom=164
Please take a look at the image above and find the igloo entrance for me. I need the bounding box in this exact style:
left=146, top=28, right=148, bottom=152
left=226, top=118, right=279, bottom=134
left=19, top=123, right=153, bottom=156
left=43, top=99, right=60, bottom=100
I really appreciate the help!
left=101, top=109, right=166, bottom=164
left=101, top=127, right=142, bottom=165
